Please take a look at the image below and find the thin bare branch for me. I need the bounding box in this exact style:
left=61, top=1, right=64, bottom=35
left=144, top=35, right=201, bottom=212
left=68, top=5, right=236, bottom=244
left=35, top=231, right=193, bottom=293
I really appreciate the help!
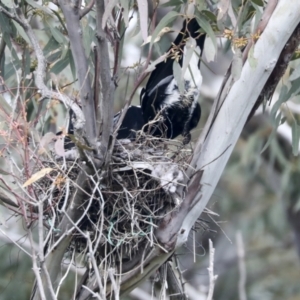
left=95, top=0, right=115, bottom=163
left=236, top=232, right=247, bottom=300
left=80, top=0, right=95, bottom=19
left=206, top=239, right=217, bottom=300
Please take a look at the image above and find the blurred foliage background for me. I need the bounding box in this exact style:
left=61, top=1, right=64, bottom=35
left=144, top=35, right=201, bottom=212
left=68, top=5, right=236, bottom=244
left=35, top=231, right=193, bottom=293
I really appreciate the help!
left=0, top=0, right=300, bottom=299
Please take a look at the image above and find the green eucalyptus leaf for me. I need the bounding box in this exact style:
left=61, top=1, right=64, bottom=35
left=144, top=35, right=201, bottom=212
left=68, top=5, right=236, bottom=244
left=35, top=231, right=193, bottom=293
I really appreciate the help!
left=83, top=24, right=94, bottom=58
left=260, top=112, right=282, bottom=154
left=286, top=76, right=300, bottom=97
left=290, top=67, right=300, bottom=81
left=232, top=48, right=243, bottom=81
left=161, top=0, right=183, bottom=8
left=173, top=60, right=184, bottom=94
left=49, top=26, right=66, bottom=45
left=150, top=11, right=179, bottom=45
left=50, top=49, right=71, bottom=74
left=1, top=0, right=14, bottom=8
left=4, top=59, right=21, bottom=80
left=201, top=10, right=217, bottom=22
left=12, top=20, right=31, bottom=44
left=251, top=0, right=264, bottom=7
left=102, top=0, right=118, bottom=29
left=25, top=0, right=52, bottom=14
left=50, top=9, right=68, bottom=33
left=0, top=11, right=13, bottom=33
left=43, top=37, right=60, bottom=57
left=47, top=51, right=63, bottom=64
left=292, top=120, right=300, bottom=156
left=137, top=0, right=148, bottom=42
left=270, top=85, right=288, bottom=117
left=69, top=51, right=76, bottom=80
left=24, top=48, right=31, bottom=76
left=120, top=0, right=130, bottom=26
left=194, top=14, right=217, bottom=52
left=248, top=45, right=257, bottom=68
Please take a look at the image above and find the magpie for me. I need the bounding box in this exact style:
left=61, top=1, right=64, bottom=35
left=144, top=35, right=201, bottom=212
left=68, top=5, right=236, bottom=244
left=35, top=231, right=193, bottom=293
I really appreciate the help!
left=114, top=105, right=145, bottom=140
left=57, top=106, right=145, bottom=151
left=140, top=18, right=206, bottom=143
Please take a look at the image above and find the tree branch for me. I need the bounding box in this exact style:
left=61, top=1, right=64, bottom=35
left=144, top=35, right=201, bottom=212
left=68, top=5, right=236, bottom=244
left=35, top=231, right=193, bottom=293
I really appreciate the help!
left=177, top=0, right=300, bottom=247
left=95, top=0, right=115, bottom=163
left=248, top=22, right=300, bottom=120
left=58, top=0, right=98, bottom=148
left=80, top=0, right=95, bottom=19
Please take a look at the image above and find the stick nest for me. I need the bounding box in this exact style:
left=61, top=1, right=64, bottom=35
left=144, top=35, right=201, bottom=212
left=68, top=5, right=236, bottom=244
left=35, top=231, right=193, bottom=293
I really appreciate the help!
left=35, top=134, right=194, bottom=264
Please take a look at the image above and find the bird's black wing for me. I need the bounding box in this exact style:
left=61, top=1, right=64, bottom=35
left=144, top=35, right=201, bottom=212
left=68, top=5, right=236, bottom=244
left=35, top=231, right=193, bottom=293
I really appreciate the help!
left=141, top=18, right=205, bottom=96
left=115, top=106, right=145, bottom=140
left=140, top=18, right=206, bottom=139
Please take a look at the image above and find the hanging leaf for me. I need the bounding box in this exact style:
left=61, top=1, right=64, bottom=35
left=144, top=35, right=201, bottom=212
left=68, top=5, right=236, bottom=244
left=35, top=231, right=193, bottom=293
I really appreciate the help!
left=83, top=24, right=94, bottom=58
left=195, top=14, right=217, bottom=53
left=47, top=51, right=63, bottom=64
left=24, top=48, right=31, bottom=76
left=144, top=53, right=168, bottom=73
left=182, top=38, right=195, bottom=77
left=161, top=0, right=182, bottom=8
left=25, top=0, right=52, bottom=14
left=137, top=0, right=148, bottom=43
left=173, top=60, right=184, bottom=94
left=260, top=112, right=282, bottom=154
left=0, top=9, right=13, bottom=34
left=23, top=168, right=54, bottom=187
left=232, top=48, right=243, bottom=81
left=69, top=51, right=76, bottom=80
left=50, top=49, right=71, bottom=74
left=1, top=0, right=14, bottom=8
left=286, top=76, right=300, bottom=98
left=201, top=10, right=217, bottom=22
left=251, top=0, right=264, bottom=7
left=49, top=26, right=66, bottom=45
left=151, top=11, right=179, bottom=45
left=43, top=37, right=60, bottom=57
left=142, top=27, right=172, bottom=46
left=292, top=120, right=300, bottom=156
left=290, top=67, right=300, bottom=81
left=270, top=85, right=288, bottom=118
left=217, top=0, right=230, bottom=22
left=248, top=45, right=257, bottom=68
left=204, top=36, right=216, bottom=62
left=4, top=59, right=21, bottom=81
left=12, top=21, right=31, bottom=44
left=102, top=0, right=118, bottom=29
left=120, top=0, right=130, bottom=26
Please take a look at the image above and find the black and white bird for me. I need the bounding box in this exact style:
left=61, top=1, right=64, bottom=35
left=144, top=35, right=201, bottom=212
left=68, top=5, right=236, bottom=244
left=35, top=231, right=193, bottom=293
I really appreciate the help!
left=115, top=105, right=145, bottom=140
left=140, top=18, right=206, bottom=143
left=59, top=106, right=145, bottom=150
